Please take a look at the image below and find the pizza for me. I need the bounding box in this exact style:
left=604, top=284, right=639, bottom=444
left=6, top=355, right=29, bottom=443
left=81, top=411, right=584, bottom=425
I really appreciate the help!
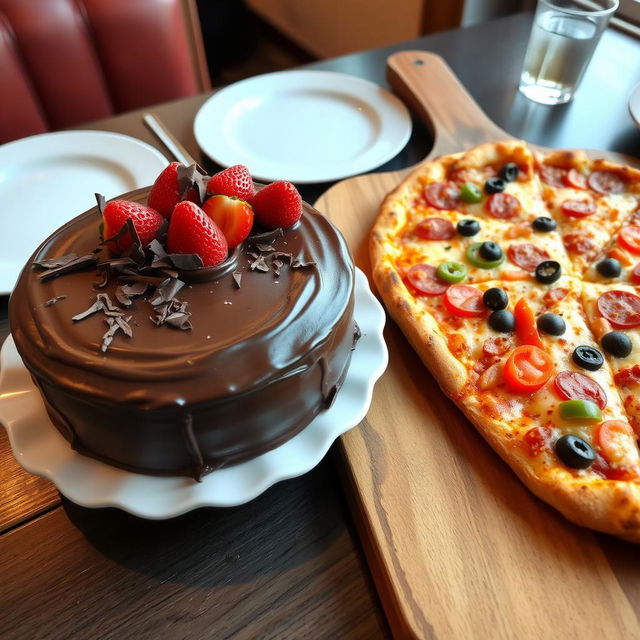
left=370, top=140, right=640, bottom=542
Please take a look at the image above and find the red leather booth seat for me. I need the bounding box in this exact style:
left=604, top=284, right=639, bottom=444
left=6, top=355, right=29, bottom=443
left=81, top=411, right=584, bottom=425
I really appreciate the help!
left=0, top=0, right=209, bottom=144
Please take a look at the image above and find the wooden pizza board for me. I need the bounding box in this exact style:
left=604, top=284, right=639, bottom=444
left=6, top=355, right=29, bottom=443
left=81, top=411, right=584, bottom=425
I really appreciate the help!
left=315, top=51, right=640, bottom=639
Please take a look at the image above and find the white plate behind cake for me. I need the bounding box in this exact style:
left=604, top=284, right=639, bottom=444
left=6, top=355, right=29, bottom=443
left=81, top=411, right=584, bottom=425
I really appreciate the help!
left=0, top=130, right=169, bottom=295
left=0, top=269, right=387, bottom=518
left=193, top=69, right=412, bottom=184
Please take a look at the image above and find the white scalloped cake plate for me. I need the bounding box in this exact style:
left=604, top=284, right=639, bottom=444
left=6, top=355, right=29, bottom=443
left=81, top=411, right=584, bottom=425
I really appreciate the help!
left=0, top=130, right=169, bottom=295
left=193, top=70, right=412, bottom=183
left=0, top=269, right=387, bottom=518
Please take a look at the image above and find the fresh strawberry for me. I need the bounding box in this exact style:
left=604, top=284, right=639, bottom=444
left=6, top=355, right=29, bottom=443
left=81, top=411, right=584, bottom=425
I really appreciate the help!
left=251, top=181, right=302, bottom=229
left=102, top=200, right=163, bottom=255
left=167, top=201, right=228, bottom=267
left=148, top=162, right=183, bottom=218
left=148, top=162, right=203, bottom=218
left=202, top=195, right=254, bottom=248
left=207, top=164, right=255, bottom=201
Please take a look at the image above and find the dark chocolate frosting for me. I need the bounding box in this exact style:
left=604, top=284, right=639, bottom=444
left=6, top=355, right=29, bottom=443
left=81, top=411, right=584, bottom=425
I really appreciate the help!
left=10, top=188, right=356, bottom=479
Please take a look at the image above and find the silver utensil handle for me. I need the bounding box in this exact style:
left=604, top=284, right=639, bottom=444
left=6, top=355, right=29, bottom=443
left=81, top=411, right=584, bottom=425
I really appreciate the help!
left=143, top=112, right=197, bottom=167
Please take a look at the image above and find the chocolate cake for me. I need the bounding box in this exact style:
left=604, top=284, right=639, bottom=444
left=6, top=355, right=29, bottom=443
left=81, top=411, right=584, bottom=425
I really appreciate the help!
left=9, top=188, right=357, bottom=480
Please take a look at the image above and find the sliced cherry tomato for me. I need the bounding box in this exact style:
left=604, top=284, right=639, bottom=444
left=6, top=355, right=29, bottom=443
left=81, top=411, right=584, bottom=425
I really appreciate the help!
left=443, top=284, right=485, bottom=317
left=614, top=365, right=640, bottom=387
left=588, top=170, right=626, bottom=194
left=631, top=262, right=640, bottom=285
left=523, top=426, right=554, bottom=456
left=514, top=297, right=543, bottom=348
left=617, top=226, right=640, bottom=255
left=539, top=164, right=567, bottom=187
left=507, top=243, right=550, bottom=272
left=564, top=168, right=587, bottom=189
left=406, top=264, right=448, bottom=296
left=554, top=371, right=607, bottom=410
left=561, top=199, right=597, bottom=218
left=485, top=192, right=521, bottom=219
left=414, top=217, right=456, bottom=240
left=563, top=232, right=595, bottom=257
left=424, top=182, right=461, bottom=210
left=503, top=345, right=553, bottom=393
left=597, top=289, right=640, bottom=328
left=594, top=420, right=639, bottom=466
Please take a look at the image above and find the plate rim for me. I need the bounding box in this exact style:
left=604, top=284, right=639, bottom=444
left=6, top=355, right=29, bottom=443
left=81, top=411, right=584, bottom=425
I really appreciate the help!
left=0, top=268, right=388, bottom=518
left=0, top=129, right=169, bottom=295
left=193, top=69, right=413, bottom=184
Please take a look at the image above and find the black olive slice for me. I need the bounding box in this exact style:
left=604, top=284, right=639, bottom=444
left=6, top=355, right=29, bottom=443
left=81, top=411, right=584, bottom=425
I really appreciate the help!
left=535, top=260, right=562, bottom=284
left=572, top=345, right=604, bottom=371
left=554, top=434, right=595, bottom=469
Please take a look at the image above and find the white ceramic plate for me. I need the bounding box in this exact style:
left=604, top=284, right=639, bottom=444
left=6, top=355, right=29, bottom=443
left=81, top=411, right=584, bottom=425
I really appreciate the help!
left=629, top=83, right=640, bottom=128
left=0, top=130, right=169, bottom=294
left=194, top=70, right=412, bottom=184
left=0, top=269, right=387, bottom=518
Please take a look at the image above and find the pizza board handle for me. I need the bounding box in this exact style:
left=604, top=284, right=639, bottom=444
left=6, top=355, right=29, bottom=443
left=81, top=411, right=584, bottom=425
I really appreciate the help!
left=386, top=50, right=512, bottom=159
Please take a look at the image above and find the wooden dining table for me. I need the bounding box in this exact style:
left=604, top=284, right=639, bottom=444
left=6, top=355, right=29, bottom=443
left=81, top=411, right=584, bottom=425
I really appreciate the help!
left=2, top=11, right=640, bottom=639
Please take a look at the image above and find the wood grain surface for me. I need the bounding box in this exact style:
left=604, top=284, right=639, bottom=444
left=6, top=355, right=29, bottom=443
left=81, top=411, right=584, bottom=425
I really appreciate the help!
left=316, top=51, right=640, bottom=639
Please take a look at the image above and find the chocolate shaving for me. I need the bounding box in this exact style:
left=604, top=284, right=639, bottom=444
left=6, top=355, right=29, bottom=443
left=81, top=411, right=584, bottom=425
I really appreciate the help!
left=256, top=243, right=275, bottom=252
left=33, top=254, right=79, bottom=270
left=115, top=282, right=148, bottom=307
left=37, top=253, right=99, bottom=281
left=115, top=315, right=133, bottom=338
left=148, top=236, right=167, bottom=260
left=177, top=164, right=208, bottom=204
left=95, top=193, right=106, bottom=215
left=249, top=255, right=269, bottom=272
left=93, top=270, right=109, bottom=289
left=149, top=278, right=185, bottom=305
left=44, top=296, right=66, bottom=307
left=248, top=228, right=283, bottom=245
left=155, top=219, right=169, bottom=246
left=72, top=293, right=122, bottom=322
left=166, top=253, right=204, bottom=271
left=151, top=299, right=192, bottom=330
left=101, top=219, right=143, bottom=262
left=292, top=258, right=317, bottom=268
left=232, top=270, right=242, bottom=288
left=272, top=259, right=283, bottom=277
left=273, top=251, right=293, bottom=264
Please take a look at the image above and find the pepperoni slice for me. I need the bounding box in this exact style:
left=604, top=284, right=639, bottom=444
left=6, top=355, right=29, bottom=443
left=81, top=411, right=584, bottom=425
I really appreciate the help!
left=588, top=170, right=626, bottom=194
left=554, top=371, right=607, bottom=410
left=486, top=192, right=521, bottom=219
left=424, top=182, right=461, bottom=210
left=443, top=285, right=485, bottom=317
left=507, top=243, right=550, bottom=272
left=539, top=164, right=567, bottom=187
left=597, top=290, right=640, bottom=328
left=406, top=264, right=448, bottom=296
left=414, top=217, right=456, bottom=240
left=561, top=199, right=597, bottom=218
left=618, top=226, right=640, bottom=255
left=564, top=169, right=587, bottom=189
left=631, top=262, right=640, bottom=285
left=563, top=232, right=596, bottom=257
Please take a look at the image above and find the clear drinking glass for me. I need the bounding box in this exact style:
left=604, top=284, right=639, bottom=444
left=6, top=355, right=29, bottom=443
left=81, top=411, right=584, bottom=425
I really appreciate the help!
left=518, top=0, right=619, bottom=105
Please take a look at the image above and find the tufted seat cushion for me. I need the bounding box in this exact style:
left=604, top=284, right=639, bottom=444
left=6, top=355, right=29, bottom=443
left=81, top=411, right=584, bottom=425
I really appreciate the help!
left=0, top=0, right=209, bottom=144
